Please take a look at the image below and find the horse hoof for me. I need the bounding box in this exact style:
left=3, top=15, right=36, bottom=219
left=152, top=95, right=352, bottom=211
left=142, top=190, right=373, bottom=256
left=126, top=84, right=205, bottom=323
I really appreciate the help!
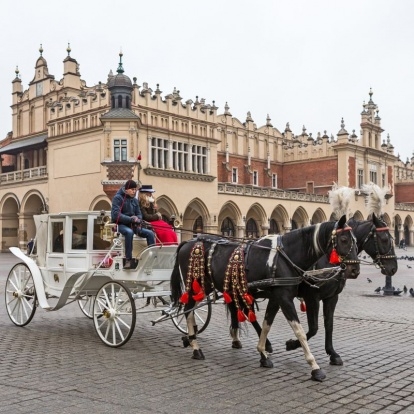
left=285, top=339, right=299, bottom=351
left=181, top=336, right=190, bottom=348
left=311, top=369, right=326, bottom=382
left=192, top=349, right=205, bottom=360
left=260, top=356, right=273, bottom=368
left=329, top=356, right=343, bottom=366
left=232, top=340, right=242, bottom=349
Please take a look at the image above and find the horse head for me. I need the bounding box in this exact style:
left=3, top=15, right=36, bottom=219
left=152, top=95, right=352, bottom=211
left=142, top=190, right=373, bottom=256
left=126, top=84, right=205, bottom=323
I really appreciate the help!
left=329, top=215, right=360, bottom=279
left=351, top=214, right=397, bottom=276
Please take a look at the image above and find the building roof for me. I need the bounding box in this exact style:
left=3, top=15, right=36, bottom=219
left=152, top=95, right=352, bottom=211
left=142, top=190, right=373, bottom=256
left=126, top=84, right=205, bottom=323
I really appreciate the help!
left=101, top=108, right=139, bottom=119
left=0, top=134, right=47, bottom=154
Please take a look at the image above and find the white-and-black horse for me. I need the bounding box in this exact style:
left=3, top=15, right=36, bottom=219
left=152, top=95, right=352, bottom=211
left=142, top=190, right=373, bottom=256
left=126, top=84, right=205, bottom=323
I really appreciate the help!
left=170, top=216, right=360, bottom=381
left=285, top=213, right=397, bottom=365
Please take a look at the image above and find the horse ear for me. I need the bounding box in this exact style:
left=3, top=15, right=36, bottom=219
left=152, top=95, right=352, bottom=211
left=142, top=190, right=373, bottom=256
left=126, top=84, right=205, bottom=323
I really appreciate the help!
left=337, top=215, right=347, bottom=228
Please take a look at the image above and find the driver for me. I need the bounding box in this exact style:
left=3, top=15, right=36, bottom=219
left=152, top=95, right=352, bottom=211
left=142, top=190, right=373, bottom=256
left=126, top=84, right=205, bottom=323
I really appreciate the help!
left=111, top=179, right=155, bottom=269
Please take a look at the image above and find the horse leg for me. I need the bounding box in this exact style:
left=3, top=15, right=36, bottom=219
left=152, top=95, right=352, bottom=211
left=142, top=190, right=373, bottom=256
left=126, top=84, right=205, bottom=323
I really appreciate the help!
left=182, top=303, right=205, bottom=360
left=286, top=296, right=319, bottom=351
left=281, top=301, right=326, bottom=382
left=257, top=300, right=279, bottom=368
left=322, top=294, right=342, bottom=365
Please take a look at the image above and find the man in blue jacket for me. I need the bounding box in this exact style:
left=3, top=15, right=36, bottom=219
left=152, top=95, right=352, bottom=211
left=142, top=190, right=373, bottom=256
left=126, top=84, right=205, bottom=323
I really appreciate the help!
left=111, top=179, right=155, bottom=269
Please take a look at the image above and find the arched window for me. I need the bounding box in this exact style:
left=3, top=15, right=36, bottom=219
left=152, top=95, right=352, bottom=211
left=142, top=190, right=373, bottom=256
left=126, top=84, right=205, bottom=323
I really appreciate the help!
left=193, top=216, right=203, bottom=236
left=111, top=96, right=115, bottom=108
left=269, top=219, right=279, bottom=234
left=126, top=96, right=130, bottom=109
left=291, top=220, right=298, bottom=230
left=246, top=218, right=259, bottom=239
left=117, top=95, right=123, bottom=108
left=221, top=217, right=235, bottom=237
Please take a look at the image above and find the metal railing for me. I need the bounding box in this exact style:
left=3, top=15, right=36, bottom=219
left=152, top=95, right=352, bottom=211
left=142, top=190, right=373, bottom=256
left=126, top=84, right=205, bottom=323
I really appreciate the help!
left=0, top=166, right=47, bottom=183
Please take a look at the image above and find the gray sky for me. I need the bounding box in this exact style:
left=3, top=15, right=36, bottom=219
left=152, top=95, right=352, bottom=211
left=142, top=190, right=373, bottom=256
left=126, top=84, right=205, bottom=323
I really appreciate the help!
left=1, top=0, right=413, bottom=162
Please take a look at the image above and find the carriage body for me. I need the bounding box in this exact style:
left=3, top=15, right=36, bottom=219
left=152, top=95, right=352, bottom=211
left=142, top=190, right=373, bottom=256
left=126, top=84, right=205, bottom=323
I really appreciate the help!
left=5, top=211, right=210, bottom=347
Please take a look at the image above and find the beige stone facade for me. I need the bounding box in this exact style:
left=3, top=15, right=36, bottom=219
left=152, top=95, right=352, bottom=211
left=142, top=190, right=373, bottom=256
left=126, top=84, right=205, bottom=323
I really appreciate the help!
left=1, top=46, right=413, bottom=251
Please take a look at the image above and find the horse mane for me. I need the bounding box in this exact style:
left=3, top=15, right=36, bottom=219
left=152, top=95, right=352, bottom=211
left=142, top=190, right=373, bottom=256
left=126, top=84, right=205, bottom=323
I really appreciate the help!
left=360, top=182, right=389, bottom=216
left=328, top=183, right=354, bottom=220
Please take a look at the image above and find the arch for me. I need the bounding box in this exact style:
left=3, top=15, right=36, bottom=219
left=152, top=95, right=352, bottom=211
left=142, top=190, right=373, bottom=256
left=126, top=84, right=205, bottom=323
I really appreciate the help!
left=89, top=195, right=112, bottom=212
left=269, top=204, right=290, bottom=233
left=182, top=198, right=210, bottom=241
left=311, top=208, right=327, bottom=224
left=155, top=195, right=179, bottom=220
left=292, top=206, right=310, bottom=229
left=245, top=202, right=267, bottom=237
left=393, top=214, right=403, bottom=243
left=218, top=200, right=242, bottom=227
left=403, top=214, right=413, bottom=246
left=382, top=212, right=391, bottom=227
left=352, top=210, right=364, bottom=221
left=1, top=195, right=19, bottom=251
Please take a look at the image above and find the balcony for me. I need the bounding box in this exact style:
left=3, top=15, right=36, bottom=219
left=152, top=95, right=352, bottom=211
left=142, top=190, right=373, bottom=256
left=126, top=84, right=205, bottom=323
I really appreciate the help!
left=0, top=166, right=48, bottom=184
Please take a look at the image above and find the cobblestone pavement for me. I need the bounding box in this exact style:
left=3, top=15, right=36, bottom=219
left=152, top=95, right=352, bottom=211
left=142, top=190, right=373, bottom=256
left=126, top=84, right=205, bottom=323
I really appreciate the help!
left=0, top=248, right=414, bottom=414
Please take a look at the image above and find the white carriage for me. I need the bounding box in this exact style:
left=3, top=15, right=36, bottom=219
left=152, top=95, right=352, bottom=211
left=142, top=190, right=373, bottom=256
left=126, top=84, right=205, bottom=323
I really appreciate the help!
left=5, top=211, right=211, bottom=347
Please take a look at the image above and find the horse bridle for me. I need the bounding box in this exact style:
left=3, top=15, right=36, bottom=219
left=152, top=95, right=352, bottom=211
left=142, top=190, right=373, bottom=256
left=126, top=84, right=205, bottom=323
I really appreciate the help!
left=331, top=224, right=360, bottom=268
left=359, top=224, right=396, bottom=270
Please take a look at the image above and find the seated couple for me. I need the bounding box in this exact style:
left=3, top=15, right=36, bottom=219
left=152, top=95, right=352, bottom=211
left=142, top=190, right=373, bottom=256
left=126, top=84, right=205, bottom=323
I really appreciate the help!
left=111, top=180, right=177, bottom=269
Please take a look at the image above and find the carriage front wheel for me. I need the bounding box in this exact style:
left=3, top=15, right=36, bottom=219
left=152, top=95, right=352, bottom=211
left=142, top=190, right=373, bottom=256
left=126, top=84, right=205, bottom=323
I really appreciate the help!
left=171, top=298, right=212, bottom=335
left=93, top=281, right=136, bottom=347
left=5, top=263, right=37, bottom=326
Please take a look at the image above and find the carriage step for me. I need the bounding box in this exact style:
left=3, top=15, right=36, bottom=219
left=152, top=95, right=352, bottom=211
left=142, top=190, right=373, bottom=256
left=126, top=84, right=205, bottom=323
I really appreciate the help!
left=123, top=258, right=138, bottom=270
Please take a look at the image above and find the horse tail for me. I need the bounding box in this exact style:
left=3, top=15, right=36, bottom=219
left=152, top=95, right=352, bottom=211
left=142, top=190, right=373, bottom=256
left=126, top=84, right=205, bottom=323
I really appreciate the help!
left=170, top=241, right=187, bottom=305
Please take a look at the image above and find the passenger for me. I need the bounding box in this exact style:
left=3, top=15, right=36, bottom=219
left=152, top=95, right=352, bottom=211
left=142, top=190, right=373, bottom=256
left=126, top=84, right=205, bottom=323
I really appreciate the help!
left=138, top=184, right=178, bottom=245
left=111, top=180, right=155, bottom=269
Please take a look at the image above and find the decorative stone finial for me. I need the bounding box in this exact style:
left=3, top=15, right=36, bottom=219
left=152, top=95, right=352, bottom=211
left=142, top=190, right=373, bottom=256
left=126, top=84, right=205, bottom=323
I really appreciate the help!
left=246, top=111, right=253, bottom=122
left=39, top=44, right=43, bottom=56
left=368, top=88, right=373, bottom=103
left=224, top=102, right=231, bottom=116
left=266, top=114, right=273, bottom=127
left=66, top=42, right=71, bottom=56
left=15, top=65, right=19, bottom=78
left=117, top=49, right=124, bottom=74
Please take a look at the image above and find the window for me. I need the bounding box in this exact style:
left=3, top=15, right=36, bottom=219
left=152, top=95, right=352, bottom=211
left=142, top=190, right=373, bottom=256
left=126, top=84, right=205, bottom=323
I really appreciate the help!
left=232, top=167, right=238, bottom=184
left=357, top=169, right=364, bottom=188
left=269, top=219, right=279, bottom=234
left=52, top=221, right=65, bottom=253
left=192, top=216, right=203, bottom=236
left=369, top=164, right=377, bottom=184
left=382, top=173, right=385, bottom=187
left=71, top=219, right=88, bottom=250
left=253, top=171, right=258, bottom=186
left=114, top=139, right=127, bottom=161
left=272, top=174, right=277, bottom=188
left=221, top=217, right=235, bottom=237
left=150, top=137, right=208, bottom=173
left=246, top=218, right=259, bottom=238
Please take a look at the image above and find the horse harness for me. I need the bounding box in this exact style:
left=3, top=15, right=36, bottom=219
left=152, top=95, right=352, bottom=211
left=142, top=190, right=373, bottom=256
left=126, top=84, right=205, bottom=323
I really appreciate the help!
left=359, top=224, right=396, bottom=271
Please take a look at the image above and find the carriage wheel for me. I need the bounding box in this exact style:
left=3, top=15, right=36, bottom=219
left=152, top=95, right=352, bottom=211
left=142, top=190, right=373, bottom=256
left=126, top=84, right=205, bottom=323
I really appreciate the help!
left=93, top=281, right=136, bottom=347
left=77, top=295, right=96, bottom=319
left=171, top=299, right=212, bottom=335
left=5, top=263, right=37, bottom=327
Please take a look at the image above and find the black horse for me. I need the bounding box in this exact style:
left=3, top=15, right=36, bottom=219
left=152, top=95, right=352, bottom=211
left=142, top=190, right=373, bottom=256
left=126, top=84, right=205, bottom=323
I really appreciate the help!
left=285, top=214, right=397, bottom=365
left=171, top=216, right=360, bottom=381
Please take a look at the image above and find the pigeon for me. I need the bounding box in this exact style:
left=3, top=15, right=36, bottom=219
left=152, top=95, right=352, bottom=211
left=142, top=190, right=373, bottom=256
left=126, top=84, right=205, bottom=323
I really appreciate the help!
left=403, top=285, right=408, bottom=294
left=367, top=278, right=372, bottom=283
left=407, top=265, right=412, bottom=269
left=374, top=287, right=381, bottom=293
left=393, top=289, right=402, bottom=296
left=410, top=288, right=414, bottom=297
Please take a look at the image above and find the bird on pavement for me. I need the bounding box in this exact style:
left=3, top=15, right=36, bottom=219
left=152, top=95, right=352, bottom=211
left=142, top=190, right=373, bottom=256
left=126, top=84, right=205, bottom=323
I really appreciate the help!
left=374, top=287, right=381, bottom=293
left=410, top=288, right=414, bottom=297
left=367, top=277, right=372, bottom=283
left=403, top=285, right=408, bottom=294
left=408, top=265, right=412, bottom=269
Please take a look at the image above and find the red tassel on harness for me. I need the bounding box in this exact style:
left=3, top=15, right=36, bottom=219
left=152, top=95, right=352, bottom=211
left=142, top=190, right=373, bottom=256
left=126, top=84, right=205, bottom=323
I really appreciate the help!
left=237, top=309, right=247, bottom=322
left=192, top=291, right=205, bottom=302
left=180, top=292, right=189, bottom=304
left=192, top=279, right=202, bottom=294
left=329, top=248, right=340, bottom=265
left=248, top=309, right=256, bottom=322
left=243, top=293, right=254, bottom=305
left=223, top=291, right=232, bottom=303
left=300, top=301, right=307, bottom=312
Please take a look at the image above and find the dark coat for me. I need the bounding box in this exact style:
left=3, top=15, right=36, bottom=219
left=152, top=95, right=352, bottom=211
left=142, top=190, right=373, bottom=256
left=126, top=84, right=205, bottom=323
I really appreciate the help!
left=140, top=202, right=161, bottom=222
left=111, top=187, right=143, bottom=225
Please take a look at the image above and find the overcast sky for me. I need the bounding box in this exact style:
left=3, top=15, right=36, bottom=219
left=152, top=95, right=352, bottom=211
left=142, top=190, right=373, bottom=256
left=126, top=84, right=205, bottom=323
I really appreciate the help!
left=1, top=0, right=413, bottom=162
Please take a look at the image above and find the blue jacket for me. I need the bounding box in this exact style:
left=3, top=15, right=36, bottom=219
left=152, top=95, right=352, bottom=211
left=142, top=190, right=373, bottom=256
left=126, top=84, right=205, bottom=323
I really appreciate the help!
left=111, top=187, right=143, bottom=225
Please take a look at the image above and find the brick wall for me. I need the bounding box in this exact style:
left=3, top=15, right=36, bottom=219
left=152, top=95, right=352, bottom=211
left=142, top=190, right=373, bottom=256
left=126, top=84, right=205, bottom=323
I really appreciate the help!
left=349, top=157, right=356, bottom=187
left=395, top=182, right=414, bottom=203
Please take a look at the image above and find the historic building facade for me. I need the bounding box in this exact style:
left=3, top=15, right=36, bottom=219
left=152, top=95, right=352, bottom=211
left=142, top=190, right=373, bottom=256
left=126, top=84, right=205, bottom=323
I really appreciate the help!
left=1, top=46, right=413, bottom=251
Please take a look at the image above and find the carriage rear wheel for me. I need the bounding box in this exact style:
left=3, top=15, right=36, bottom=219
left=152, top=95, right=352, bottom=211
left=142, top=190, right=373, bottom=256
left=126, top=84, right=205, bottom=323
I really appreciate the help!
left=171, top=299, right=212, bottom=335
left=5, top=263, right=37, bottom=326
left=93, top=281, right=136, bottom=347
